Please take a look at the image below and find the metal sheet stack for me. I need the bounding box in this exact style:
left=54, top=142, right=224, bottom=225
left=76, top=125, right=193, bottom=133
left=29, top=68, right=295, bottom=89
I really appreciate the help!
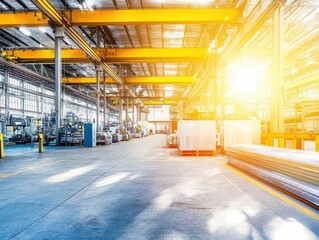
left=227, top=144, right=319, bottom=208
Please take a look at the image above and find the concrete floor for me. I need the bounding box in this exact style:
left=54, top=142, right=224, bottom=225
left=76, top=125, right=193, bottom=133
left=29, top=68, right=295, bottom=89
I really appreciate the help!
left=0, top=135, right=318, bottom=240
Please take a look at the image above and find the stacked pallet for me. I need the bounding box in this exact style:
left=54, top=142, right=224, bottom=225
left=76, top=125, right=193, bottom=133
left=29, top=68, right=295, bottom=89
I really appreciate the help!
left=227, top=144, right=319, bottom=208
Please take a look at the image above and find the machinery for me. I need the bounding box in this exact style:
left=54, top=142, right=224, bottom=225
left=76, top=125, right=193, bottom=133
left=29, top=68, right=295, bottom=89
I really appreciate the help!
left=7, top=115, right=33, bottom=144
left=44, top=111, right=84, bottom=146
left=96, top=132, right=112, bottom=145
left=43, top=111, right=57, bottom=146
left=60, top=112, right=84, bottom=145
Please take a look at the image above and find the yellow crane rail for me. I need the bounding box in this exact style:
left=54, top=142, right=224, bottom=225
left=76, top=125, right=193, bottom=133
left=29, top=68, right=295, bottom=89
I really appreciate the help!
left=62, top=76, right=196, bottom=85
left=2, top=48, right=207, bottom=64
left=0, top=9, right=240, bottom=28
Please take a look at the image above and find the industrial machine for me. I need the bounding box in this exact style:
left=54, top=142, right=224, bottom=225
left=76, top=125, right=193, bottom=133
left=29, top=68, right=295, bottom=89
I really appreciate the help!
left=60, top=112, right=84, bottom=145
left=7, top=115, right=33, bottom=144
left=96, top=132, right=112, bottom=145
left=44, top=111, right=84, bottom=146
left=84, top=122, right=96, bottom=147
left=43, top=111, right=57, bottom=146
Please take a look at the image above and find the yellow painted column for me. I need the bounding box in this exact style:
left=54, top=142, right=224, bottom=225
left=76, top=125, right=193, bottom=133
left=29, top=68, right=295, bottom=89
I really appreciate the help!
left=0, top=134, right=4, bottom=158
left=266, top=137, right=274, bottom=147
left=278, top=138, right=285, bottom=148
left=293, top=138, right=302, bottom=150
left=38, top=134, right=43, bottom=153
left=316, top=135, right=319, bottom=152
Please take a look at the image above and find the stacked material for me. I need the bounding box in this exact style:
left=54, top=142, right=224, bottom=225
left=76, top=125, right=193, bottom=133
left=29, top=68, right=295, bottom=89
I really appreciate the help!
left=178, top=120, right=216, bottom=152
left=227, top=144, right=319, bottom=208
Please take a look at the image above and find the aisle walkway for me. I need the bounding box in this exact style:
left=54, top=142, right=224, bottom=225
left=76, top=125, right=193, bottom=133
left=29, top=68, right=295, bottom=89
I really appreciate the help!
left=0, top=135, right=318, bottom=239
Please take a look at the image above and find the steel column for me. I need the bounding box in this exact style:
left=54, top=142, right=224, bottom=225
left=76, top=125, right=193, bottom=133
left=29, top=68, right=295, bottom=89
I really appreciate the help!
left=3, top=70, right=9, bottom=135
left=119, top=87, right=123, bottom=131
left=54, top=27, right=64, bottom=145
left=126, top=97, right=129, bottom=131
left=40, top=81, right=44, bottom=116
left=270, top=7, right=284, bottom=133
left=132, top=103, right=135, bottom=127
left=96, top=65, right=102, bottom=132
left=137, top=106, right=140, bottom=122
left=103, top=71, right=107, bottom=130
left=21, top=80, right=25, bottom=116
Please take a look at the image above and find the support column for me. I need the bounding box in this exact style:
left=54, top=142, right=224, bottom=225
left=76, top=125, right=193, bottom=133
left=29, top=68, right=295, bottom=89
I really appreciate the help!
left=220, top=71, right=225, bottom=120
left=126, top=97, right=129, bottom=131
left=96, top=64, right=102, bottom=132
left=54, top=27, right=64, bottom=146
left=270, top=7, right=284, bottom=133
left=21, top=81, right=25, bottom=116
left=103, top=71, right=107, bottom=130
left=3, top=70, right=9, bottom=135
left=119, top=87, right=123, bottom=131
left=86, top=101, right=89, bottom=121
left=40, top=81, right=44, bottom=117
left=132, top=103, right=135, bottom=128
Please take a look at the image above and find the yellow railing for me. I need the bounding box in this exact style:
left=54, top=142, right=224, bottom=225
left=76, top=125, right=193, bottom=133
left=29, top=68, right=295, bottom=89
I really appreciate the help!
left=261, top=132, right=319, bottom=152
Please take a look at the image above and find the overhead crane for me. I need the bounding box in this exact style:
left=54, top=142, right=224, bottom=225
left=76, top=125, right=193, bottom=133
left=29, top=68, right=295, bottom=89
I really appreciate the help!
left=0, top=9, right=240, bottom=28
left=2, top=48, right=207, bottom=64
left=62, top=76, right=196, bottom=85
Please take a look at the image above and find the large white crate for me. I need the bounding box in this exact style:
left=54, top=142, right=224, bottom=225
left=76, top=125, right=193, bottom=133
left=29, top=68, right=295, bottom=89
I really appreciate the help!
left=178, top=120, right=216, bottom=151
left=221, top=120, right=261, bottom=150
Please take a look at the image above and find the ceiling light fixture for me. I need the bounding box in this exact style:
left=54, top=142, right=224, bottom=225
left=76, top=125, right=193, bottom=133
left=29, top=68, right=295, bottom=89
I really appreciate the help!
left=19, top=27, right=31, bottom=36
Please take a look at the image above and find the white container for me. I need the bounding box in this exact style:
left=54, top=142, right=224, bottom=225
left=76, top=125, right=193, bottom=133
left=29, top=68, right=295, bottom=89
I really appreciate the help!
left=178, top=120, right=216, bottom=151
left=221, top=120, right=261, bottom=150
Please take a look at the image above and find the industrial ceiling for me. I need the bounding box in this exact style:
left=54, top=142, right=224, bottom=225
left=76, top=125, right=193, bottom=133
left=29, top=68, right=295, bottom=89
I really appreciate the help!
left=0, top=0, right=318, bottom=110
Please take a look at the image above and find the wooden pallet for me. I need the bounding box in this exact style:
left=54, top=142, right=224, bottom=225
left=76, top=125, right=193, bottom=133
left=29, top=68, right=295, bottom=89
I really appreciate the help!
left=179, top=150, right=216, bottom=156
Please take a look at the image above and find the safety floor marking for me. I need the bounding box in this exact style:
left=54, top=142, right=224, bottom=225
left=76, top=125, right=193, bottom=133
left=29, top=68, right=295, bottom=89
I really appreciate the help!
left=0, top=160, right=66, bottom=179
left=221, top=161, right=319, bottom=220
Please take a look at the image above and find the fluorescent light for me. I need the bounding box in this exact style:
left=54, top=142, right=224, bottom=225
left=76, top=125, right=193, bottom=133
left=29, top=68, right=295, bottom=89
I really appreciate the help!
left=39, top=27, right=46, bottom=33
left=308, top=60, right=314, bottom=65
left=19, top=27, right=31, bottom=36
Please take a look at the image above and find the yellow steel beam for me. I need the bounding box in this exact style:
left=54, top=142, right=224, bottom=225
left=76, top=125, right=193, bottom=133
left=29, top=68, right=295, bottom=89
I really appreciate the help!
left=63, top=77, right=114, bottom=85
left=62, top=76, right=195, bottom=85
left=0, top=12, right=49, bottom=27
left=67, top=9, right=239, bottom=25
left=2, top=48, right=206, bottom=64
left=0, top=9, right=239, bottom=28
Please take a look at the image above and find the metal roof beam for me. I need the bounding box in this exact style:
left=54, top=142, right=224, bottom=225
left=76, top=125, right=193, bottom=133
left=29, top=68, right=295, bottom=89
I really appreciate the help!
left=2, top=48, right=207, bottom=64
left=62, top=76, right=196, bottom=85
left=0, top=8, right=240, bottom=28
left=30, top=0, right=138, bottom=99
